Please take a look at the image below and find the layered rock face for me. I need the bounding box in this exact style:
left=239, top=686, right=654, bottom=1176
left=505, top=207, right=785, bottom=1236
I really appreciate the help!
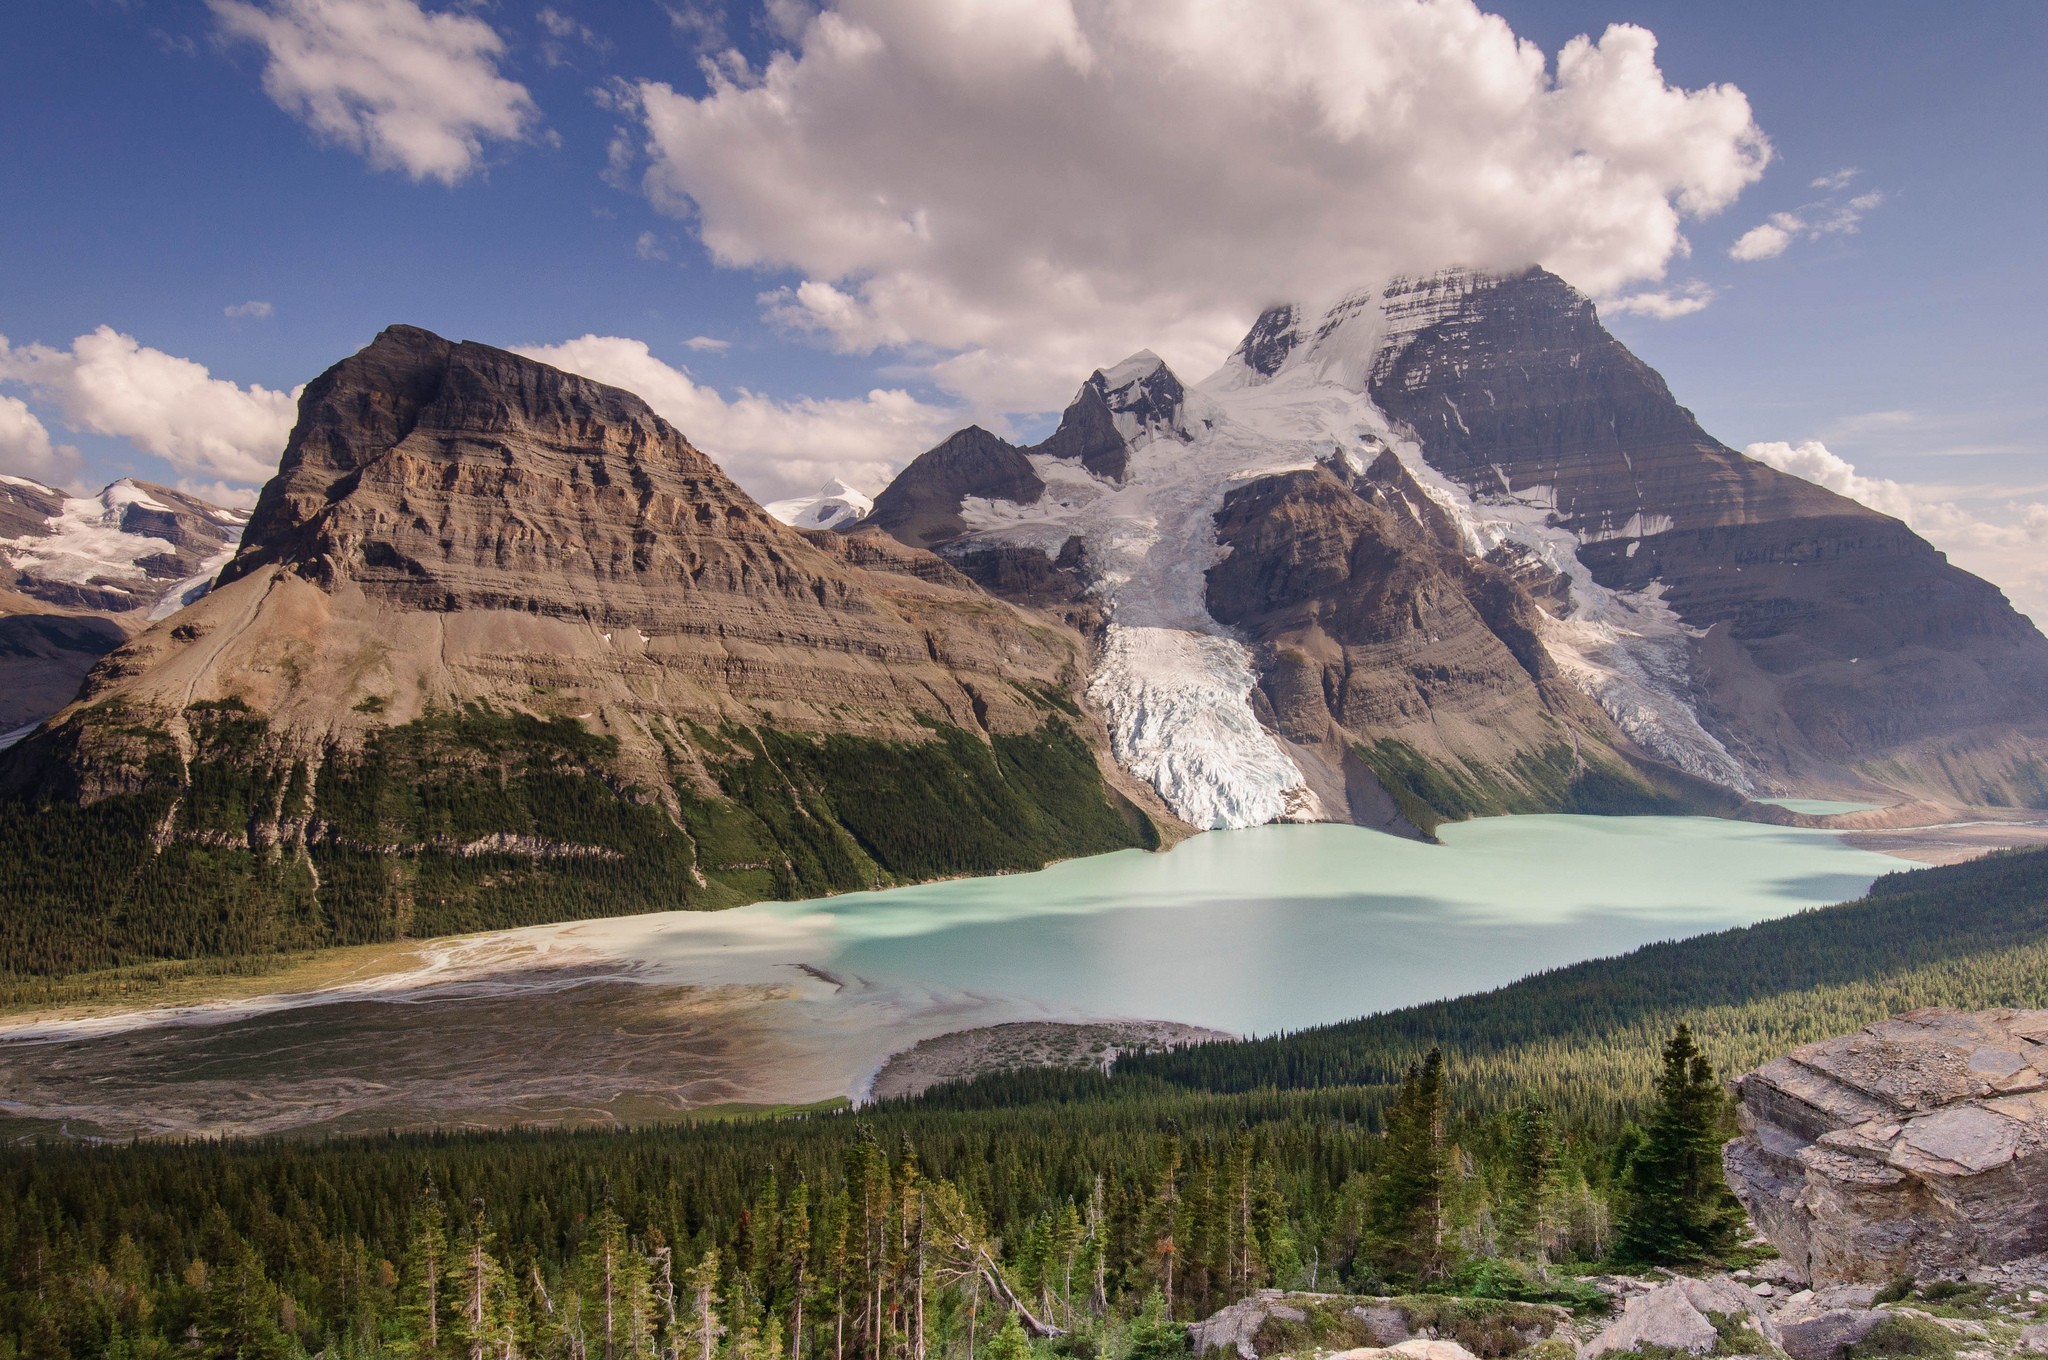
left=0, top=477, right=244, bottom=730
left=0, top=327, right=1164, bottom=975
left=1726, top=1008, right=2048, bottom=1283
left=1364, top=269, right=2048, bottom=806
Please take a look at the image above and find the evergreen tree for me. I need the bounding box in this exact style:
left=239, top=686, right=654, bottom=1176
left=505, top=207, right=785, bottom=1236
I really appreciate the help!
left=1612, top=1025, right=1744, bottom=1266
left=1364, top=1049, right=1449, bottom=1284
left=403, top=1180, right=452, bottom=1360
left=686, top=1250, right=725, bottom=1360
left=196, top=1240, right=293, bottom=1360
left=1497, top=1104, right=1559, bottom=1263
left=980, top=1312, right=1032, bottom=1360
left=444, top=1205, right=516, bottom=1360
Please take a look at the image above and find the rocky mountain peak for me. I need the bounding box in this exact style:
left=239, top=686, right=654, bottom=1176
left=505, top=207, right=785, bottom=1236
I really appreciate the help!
left=1032, top=350, right=1189, bottom=483
left=864, top=425, right=1045, bottom=551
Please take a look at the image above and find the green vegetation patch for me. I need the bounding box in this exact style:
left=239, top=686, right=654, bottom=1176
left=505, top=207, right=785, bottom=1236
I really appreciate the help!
left=1352, top=739, right=1690, bottom=837
left=0, top=703, right=1149, bottom=978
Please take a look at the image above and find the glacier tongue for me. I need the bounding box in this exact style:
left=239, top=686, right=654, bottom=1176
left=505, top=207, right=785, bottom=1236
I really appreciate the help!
left=1088, top=625, right=1320, bottom=829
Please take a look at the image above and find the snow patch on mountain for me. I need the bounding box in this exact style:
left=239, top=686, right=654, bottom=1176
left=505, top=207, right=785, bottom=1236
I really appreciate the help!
left=765, top=479, right=874, bottom=531
left=2, top=478, right=247, bottom=615
left=147, top=539, right=244, bottom=622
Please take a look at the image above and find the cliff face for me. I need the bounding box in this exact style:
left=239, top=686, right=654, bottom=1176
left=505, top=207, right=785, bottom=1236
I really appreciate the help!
left=0, top=327, right=1164, bottom=978
left=1366, top=269, right=2048, bottom=805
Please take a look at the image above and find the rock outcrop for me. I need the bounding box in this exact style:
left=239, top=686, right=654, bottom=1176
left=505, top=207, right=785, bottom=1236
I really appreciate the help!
left=1726, top=1007, right=2048, bottom=1284
left=1580, top=1276, right=1779, bottom=1359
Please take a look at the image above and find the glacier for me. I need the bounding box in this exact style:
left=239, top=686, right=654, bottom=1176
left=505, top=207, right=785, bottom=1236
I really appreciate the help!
left=938, top=270, right=1755, bottom=826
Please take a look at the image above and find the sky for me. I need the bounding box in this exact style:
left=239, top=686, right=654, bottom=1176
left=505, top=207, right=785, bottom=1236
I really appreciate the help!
left=2, top=0, right=2044, bottom=620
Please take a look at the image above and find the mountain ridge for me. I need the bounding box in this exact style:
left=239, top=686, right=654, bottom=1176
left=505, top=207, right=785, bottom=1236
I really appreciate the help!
left=866, top=266, right=2048, bottom=822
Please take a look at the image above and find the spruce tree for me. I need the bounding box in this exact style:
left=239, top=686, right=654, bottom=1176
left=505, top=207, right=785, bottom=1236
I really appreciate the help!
left=1498, top=1104, right=1559, bottom=1263
left=1364, top=1049, right=1448, bottom=1283
left=1613, top=1025, right=1745, bottom=1266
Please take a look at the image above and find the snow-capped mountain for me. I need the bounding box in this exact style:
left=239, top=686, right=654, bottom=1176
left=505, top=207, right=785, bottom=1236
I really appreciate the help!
left=764, top=479, right=874, bottom=531
left=0, top=476, right=246, bottom=731
left=866, top=268, right=2048, bottom=827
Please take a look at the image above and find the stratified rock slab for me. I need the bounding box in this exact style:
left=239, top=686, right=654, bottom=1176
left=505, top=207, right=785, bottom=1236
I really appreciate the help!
left=1725, top=1007, right=2048, bottom=1283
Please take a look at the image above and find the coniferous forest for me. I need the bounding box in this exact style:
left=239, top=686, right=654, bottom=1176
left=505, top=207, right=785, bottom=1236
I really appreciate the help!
left=6, top=847, right=2048, bottom=1360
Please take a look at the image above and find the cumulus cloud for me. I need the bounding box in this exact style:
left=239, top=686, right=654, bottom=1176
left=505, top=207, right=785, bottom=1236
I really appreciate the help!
left=1601, top=280, right=1715, bottom=320
left=225, top=299, right=275, bottom=319
left=0, top=396, right=84, bottom=489
left=210, top=0, right=538, bottom=185
left=683, top=335, right=731, bottom=352
left=0, top=328, right=300, bottom=486
left=634, top=231, right=670, bottom=262
left=1729, top=178, right=1883, bottom=262
left=613, top=0, right=1770, bottom=411
left=514, top=335, right=957, bottom=500
left=1747, top=439, right=2048, bottom=626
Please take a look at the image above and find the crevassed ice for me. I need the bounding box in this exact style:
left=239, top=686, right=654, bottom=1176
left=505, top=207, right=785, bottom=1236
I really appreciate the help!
left=1379, top=440, right=1753, bottom=792
left=1088, top=625, right=1317, bottom=830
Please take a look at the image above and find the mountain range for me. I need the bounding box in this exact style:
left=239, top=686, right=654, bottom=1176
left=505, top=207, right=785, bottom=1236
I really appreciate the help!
left=3, top=269, right=2045, bottom=975
left=0, top=476, right=245, bottom=737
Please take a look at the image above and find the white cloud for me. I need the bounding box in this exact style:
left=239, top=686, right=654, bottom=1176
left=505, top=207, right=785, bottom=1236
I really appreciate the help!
left=0, top=328, right=300, bottom=486
left=225, top=299, right=275, bottom=319
left=1810, top=167, right=1857, bottom=191
left=514, top=335, right=957, bottom=500
left=536, top=6, right=607, bottom=67
left=1729, top=185, right=1883, bottom=262
left=634, top=231, right=670, bottom=261
left=615, top=0, right=1769, bottom=412
left=1747, top=439, right=2048, bottom=626
left=1601, top=280, right=1715, bottom=319
left=684, top=335, right=731, bottom=352
left=0, top=396, right=84, bottom=489
left=1729, top=214, right=1797, bottom=261
left=210, top=0, right=538, bottom=185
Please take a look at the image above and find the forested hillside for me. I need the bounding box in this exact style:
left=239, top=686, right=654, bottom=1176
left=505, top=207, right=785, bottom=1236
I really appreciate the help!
left=7, top=848, right=2048, bottom=1359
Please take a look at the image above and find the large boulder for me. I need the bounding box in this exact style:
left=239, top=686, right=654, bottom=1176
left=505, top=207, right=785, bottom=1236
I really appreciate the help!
left=1725, top=1007, right=2048, bottom=1283
left=1580, top=1278, right=1778, bottom=1359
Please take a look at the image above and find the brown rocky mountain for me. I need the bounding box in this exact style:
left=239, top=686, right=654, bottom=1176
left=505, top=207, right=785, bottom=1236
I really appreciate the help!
left=1358, top=268, right=2048, bottom=807
left=0, top=476, right=244, bottom=733
left=0, top=326, right=1166, bottom=978
left=865, top=268, right=2048, bottom=825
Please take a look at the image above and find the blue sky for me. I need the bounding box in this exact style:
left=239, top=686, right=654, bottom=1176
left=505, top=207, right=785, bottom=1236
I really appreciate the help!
left=3, top=0, right=2043, bottom=615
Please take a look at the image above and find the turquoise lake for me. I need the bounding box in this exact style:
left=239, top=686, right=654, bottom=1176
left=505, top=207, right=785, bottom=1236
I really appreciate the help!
left=632, top=815, right=1908, bottom=1038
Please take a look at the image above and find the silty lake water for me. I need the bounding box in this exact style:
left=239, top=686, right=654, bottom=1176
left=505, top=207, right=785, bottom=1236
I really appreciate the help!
left=0, top=815, right=1911, bottom=1135
left=633, top=815, right=1906, bottom=1037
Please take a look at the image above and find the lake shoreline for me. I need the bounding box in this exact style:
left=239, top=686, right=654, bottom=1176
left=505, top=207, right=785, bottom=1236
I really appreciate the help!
left=0, top=812, right=2020, bottom=1140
